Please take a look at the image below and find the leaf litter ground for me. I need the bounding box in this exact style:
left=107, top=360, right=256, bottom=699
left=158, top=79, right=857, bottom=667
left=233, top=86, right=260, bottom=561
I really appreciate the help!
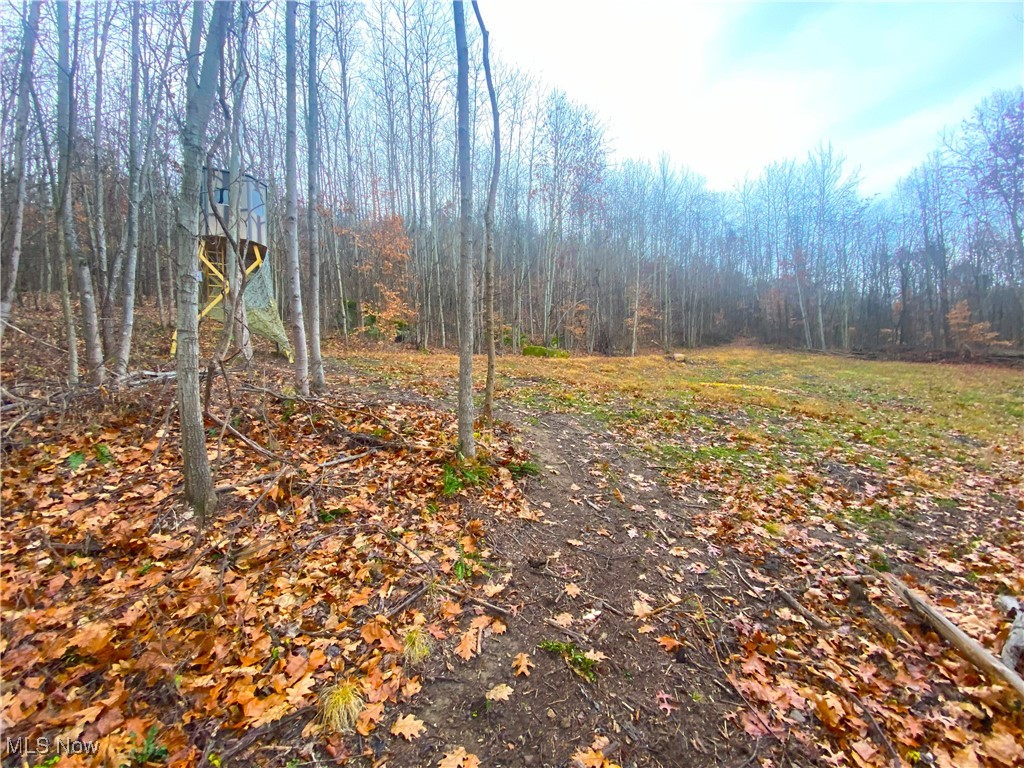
left=2, top=312, right=1022, bottom=767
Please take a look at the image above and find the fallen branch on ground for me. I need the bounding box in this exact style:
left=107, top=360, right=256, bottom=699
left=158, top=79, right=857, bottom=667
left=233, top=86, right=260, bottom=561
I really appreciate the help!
left=541, top=617, right=590, bottom=643
left=215, top=706, right=316, bottom=762
left=878, top=571, right=1024, bottom=702
left=775, top=587, right=829, bottom=629
left=440, top=584, right=511, bottom=618
left=204, top=410, right=292, bottom=464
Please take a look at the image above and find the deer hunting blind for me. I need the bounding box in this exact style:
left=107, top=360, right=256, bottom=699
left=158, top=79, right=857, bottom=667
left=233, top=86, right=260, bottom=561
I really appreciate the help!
left=171, top=169, right=291, bottom=359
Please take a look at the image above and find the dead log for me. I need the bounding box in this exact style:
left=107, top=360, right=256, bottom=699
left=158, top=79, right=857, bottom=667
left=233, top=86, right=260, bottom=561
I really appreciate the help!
left=880, top=572, right=1024, bottom=702
left=995, top=595, right=1023, bottom=671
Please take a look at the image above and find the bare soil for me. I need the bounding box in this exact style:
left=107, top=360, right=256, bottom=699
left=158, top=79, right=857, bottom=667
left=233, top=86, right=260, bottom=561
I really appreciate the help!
left=383, top=406, right=797, bottom=768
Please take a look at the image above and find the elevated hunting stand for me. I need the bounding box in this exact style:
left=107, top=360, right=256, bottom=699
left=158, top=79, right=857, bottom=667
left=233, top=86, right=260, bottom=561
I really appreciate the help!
left=171, top=169, right=291, bottom=360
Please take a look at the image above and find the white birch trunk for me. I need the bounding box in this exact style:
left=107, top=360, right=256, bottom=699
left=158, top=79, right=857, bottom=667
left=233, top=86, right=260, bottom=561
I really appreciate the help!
left=114, top=0, right=142, bottom=382
left=56, top=0, right=105, bottom=385
left=307, top=0, right=326, bottom=391
left=454, top=0, right=474, bottom=457
left=285, top=0, right=310, bottom=395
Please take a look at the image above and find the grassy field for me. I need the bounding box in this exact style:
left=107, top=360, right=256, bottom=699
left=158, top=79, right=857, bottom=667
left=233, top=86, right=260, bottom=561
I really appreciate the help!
left=3, top=316, right=1022, bottom=766
left=346, top=346, right=1023, bottom=493
left=343, top=346, right=1024, bottom=764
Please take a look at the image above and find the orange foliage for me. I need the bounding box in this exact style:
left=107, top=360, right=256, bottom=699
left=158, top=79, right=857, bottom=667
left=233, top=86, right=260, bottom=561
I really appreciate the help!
left=356, top=215, right=416, bottom=335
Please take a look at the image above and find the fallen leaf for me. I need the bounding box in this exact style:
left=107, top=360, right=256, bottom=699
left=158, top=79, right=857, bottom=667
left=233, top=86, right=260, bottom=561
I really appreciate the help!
left=982, top=728, right=1024, bottom=765
left=632, top=600, right=654, bottom=619
left=512, top=653, right=534, bottom=677
left=657, top=636, right=682, bottom=652
left=439, top=747, right=481, bottom=768
left=565, top=583, right=582, bottom=598
left=390, top=713, right=425, bottom=741
left=361, top=619, right=403, bottom=653
left=572, top=748, right=607, bottom=768
left=552, top=612, right=574, bottom=628
left=455, top=628, right=478, bottom=661
left=850, top=738, right=878, bottom=764
left=469, top=615, right=493, bottom=632
left=486, top=683, right=513, bottom=702
left=655, top=690, right=678, bottom=715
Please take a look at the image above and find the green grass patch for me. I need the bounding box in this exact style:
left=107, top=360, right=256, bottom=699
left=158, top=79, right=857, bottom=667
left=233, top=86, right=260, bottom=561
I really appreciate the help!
left=539, top=639, right=599, bottom=682
left=441, top=461, right=491, bottom=497
left=453, top=543, right=485, bottom=581
left=846, top=504, right=895, bottom=526
left=508, top=460, right=541, bottom=479
left=319, top=507, right=350, bottom=523
left=522, top=345, right=569, bottom=358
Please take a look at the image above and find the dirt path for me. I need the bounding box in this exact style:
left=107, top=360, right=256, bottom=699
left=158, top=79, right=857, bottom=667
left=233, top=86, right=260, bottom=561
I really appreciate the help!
left=389, top=407, right=781, bottom=768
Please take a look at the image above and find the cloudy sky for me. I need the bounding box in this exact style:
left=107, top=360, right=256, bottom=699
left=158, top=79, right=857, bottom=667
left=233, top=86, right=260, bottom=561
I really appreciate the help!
left=483, top=1, right=1023, bottom=196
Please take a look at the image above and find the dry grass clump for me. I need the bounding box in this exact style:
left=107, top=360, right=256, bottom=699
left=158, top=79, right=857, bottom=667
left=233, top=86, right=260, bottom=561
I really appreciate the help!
left=319, top=680, right=364, bottom=733
left=403, top=626, right=433, bottom=666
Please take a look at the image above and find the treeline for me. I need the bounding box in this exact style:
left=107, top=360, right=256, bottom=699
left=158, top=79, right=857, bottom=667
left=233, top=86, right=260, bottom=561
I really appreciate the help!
left=2, top=1, right=1022, bottom=376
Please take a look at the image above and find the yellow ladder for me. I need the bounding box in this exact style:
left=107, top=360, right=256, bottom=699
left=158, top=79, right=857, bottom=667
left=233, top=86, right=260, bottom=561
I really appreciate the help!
left=170, top=241, right=264, bottom=356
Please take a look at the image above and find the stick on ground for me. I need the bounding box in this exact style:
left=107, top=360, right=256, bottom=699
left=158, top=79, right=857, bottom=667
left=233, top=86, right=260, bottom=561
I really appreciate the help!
left=880, top=571, right=1024, bottom=702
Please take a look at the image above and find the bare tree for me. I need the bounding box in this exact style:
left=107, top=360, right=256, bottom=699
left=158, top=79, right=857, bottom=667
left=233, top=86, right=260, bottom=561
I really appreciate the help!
left=472, top=1, right=499, bottom=422
left=91, top=1, right=118, bottom=357
left=113, top=0, right=143, bottom=382
left=29, top=81, right=79, bottom=383
left=6, top=2, right=1023, bottom=375
left=949, top=88, right=1024, bottom=321
left=56, top=0, right=105, bottom=385
left=453, top=0, right=474, bottom=458
left=216, top=0, right=254, bottom=366
left=0, top=0, right=42, bottom=341
left=285, top=0, right=310, bottom=395
left=176, top=0, right=232, bottom=522
left=307, top=0, right=326, bottom=391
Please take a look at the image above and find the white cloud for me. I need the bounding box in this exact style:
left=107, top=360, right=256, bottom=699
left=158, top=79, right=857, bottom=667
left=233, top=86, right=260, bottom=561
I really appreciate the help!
left=483, top=1, right=1023, bottom=195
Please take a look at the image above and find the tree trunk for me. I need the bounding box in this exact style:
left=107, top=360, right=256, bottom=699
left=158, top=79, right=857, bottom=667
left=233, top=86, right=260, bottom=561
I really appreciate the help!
left=307, top=0, right=326, bottom=391
left=114, top=0, right=142, bottom=382
left=56, top=0, right=105, bottom=385
left=57, top=226, right=79, bottom=386
left=453, top=1, right=475, bottom=458
left=176, top=0, right=231, bottom=523
left=631, top=247, right=641, bottom=356
left=473, top=1, right=499, bottom=422
left=0, top=0, right=42, bottom=342
left=285, top=0, right=310, bottom=395
left=93, top=1, right=118, bottom=358
left=30, top=76, right=78, bottom=383
left=215, top=0, right=253, bottom=366
left=333, top=0, right=356, bottom=338
left=794, top=253, right=813, bottom=349
left=149, top=169, right=166, bottom=328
